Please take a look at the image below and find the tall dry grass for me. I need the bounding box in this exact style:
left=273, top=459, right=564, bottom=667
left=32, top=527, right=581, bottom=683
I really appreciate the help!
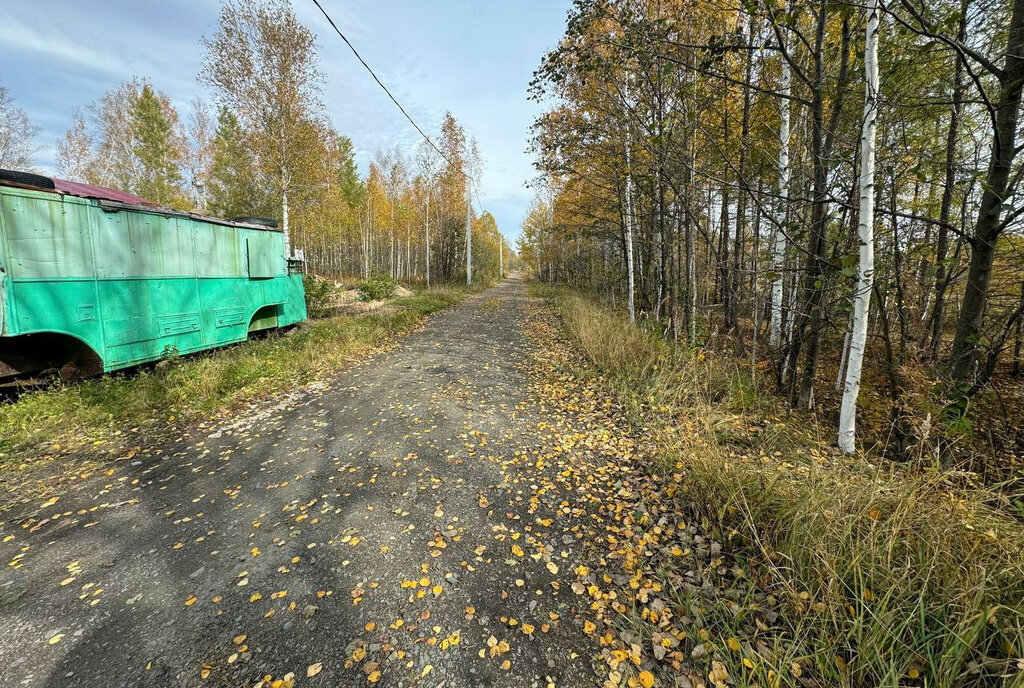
left=546, top=287, right=1024, bottom=687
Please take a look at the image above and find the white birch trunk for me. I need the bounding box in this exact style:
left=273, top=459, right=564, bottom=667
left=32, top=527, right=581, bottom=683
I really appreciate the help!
left=625, top=133, right=636, bottom=324
left=282, top=185, right=291, bottom=259
left=836, top=309, right=854, bottom=389
left=465, top=180, right=473, bottom=285
left=687, top=137, right=697, bottom=346
left=838, top=0, right=880, bottom=453
left=548, top=193, right=555, bottom=283
left=425, top=190, right=431, bottom=288
left=364, top=195, right=371, bottom=279
left=770, top=8, right=792, bottom=348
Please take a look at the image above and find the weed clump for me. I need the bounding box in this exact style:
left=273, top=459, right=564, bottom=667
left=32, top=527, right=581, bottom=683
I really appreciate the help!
left=302, top=273, right=334, bottom=317
left=356, top=274, right=399, bottom=301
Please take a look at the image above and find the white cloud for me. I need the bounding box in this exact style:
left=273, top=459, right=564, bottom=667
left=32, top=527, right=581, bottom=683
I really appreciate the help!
left=0, top=16, right=132, bottom=77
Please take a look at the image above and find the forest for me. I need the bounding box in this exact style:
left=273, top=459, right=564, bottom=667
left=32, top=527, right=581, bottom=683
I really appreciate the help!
left=522, top=0, right=1024, bottom=467
left=0, top=0, right=509, bottom=287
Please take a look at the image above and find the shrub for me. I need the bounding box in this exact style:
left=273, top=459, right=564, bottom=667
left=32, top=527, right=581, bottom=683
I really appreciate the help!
left=356, top=274, right=398, bottom=301
left=303, top=273, right=334, bottom=317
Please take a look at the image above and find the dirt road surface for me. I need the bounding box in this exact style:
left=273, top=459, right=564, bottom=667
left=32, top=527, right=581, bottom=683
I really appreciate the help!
left=0, top=278, right=647, bottom=688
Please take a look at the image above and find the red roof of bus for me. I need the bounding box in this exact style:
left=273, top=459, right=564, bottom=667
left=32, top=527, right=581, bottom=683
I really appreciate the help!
left=53, top=178, right=155, bottom=206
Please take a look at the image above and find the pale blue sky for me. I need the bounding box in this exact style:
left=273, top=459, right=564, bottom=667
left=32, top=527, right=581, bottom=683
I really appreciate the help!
left=0, top=0, right=571, bottom=241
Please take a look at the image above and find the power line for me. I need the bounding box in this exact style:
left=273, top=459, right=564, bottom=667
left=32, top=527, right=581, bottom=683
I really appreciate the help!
left=310, top=0, right=474, bottom=186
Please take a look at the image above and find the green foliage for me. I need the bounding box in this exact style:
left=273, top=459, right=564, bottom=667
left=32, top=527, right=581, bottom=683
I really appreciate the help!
left=206, top=107, right=271, bottom=219
left=70, top=77, right=190, bottom=208
left=199, top=0, right=321, bottom=212
left=333, top=135, right=362, bottom=205
left=470, top=211, right=507, bottom=283
left=130, top=84, right=183, bottom=206
left=302, top=273, right=333, bottom=317
left=356, top=274, right=399, bottom=301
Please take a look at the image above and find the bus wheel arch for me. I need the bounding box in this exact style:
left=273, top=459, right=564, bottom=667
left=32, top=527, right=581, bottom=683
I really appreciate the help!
left=0, top=332, right=104, bottom=382
left=247, top=305, right=281, bottom=334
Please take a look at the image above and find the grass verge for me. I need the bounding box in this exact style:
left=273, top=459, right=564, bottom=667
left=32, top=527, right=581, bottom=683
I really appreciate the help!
left=0, top=288, right=464, bottom=483
left=539, top=285, right=1024, bottom=687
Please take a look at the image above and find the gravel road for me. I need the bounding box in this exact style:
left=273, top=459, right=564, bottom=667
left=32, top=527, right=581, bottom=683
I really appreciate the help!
left=0, top=277, right=617, bottom=688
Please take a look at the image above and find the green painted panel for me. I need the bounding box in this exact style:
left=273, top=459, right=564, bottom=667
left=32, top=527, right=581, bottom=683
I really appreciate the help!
left=282, top=275, right=307, bottom=324
left=246, top=233, right=282, bottom=278
left=8, top=279, right=105, bottom=355
left=96, top=278, right=201, bottom=348
left=1, top=192, right=94, bottom=278
left=196, top=223, right=245, bottom=277
left=93, top=210, right=196, bottom=278
left=0, top=275, right=7, bottom=336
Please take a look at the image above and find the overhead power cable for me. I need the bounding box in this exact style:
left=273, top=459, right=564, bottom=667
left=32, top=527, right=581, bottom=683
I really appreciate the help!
left=311, top=0, right=476, bottom=192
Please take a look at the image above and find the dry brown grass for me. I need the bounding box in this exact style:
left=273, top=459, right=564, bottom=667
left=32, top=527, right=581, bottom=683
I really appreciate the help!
left=543, top=286, right=1024, bottom=687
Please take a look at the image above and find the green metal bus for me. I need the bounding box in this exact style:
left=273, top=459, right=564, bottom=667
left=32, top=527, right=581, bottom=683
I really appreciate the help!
left=0, top=170, right=306, bottom=384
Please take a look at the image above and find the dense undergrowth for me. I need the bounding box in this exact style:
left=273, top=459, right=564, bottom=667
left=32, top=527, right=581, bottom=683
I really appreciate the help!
left=0, top=288, right=464, bottom=479
left=538, top=284, right=1024, bottom=687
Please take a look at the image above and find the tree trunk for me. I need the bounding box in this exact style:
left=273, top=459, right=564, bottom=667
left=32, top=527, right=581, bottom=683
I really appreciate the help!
left=770, top=5, right=792, bottom=348
left=425, top=190, right=431, bottom=287
left=795, top=9, right=850, bottom=409
left=625, top=135, right=637, bottom=324
left=729, top=13, right=755, bottom=333
left=282, top=181, right=291, bottom=258
left=928, top=7, right=966, bottom=359
left=838, top=0, right=879, bottom=453
left=465, top=180, right=473, bottom=285
left=1014, top=281, right=1024, bottom=376
left=791, top=0, right=830, bottom=408
left=950, top=0, right=1024, bottom=389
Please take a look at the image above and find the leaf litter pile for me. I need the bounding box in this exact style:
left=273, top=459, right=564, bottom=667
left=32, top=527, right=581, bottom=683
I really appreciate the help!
left=0, top=286, right=759, bottom=688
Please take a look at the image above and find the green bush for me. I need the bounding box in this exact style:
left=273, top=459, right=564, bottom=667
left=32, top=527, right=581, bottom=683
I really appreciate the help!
left=303, top=273, right=334, bottom=317
left=356, top=274, right=398, bottom=301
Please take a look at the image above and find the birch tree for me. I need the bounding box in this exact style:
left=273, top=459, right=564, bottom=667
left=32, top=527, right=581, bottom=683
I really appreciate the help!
left=55, top=109, right=93, bottom=181
left=769, top=5, right=792, bottom=348
left=466, top=179, right=473, bottom=285
left=524, top=0, right=1024, bottom=460
left=200, top=0, right=323, bottom=257
left=0, top=85, right=39, bottom=170
left=184, top=98, right=213, bottom=210
left=838, top=0, right=880, bottom=454
left=624, top=130, right=637, bottom=324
